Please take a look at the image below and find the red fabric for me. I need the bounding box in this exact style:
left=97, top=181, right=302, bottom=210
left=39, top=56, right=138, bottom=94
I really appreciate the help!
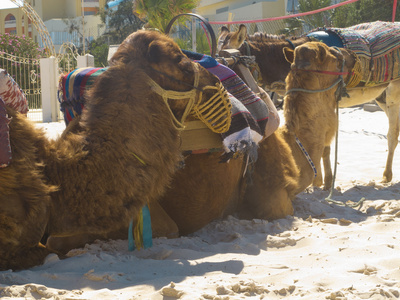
left=0, top=69, right=28, bottom=115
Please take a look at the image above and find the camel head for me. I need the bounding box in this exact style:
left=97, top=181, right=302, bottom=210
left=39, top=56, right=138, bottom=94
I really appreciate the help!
left=282, top=42, right=347, bottom=137
left=217, top=24, right=247, bottom=53
left=283, top=41, right=359, bottom=90
left=110, top=30, right=231, bottom=133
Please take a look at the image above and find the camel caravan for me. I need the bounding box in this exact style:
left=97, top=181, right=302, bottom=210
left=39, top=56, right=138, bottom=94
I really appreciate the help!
left=219, top=21, right=400, bottom=188
left=0, top=20, right=394, bottom=270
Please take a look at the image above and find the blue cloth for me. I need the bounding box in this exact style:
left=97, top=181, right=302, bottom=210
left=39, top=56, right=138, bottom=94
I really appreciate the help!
left=307, top=30, right=344, bottom=48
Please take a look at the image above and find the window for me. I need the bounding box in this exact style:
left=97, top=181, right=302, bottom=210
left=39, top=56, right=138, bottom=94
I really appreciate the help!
left=5, top=14, right=16, bottom=21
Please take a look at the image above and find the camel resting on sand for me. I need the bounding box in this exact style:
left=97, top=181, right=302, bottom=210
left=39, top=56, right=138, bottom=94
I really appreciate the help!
left=0, top=30, right=231, bottom=271
left=44, top=42, right=348, bottom=253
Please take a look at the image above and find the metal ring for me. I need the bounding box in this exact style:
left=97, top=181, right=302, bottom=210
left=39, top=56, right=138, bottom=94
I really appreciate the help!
left=165, top=13, right=216, bottom=58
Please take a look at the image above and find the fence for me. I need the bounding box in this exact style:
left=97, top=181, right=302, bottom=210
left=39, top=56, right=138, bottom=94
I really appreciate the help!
left=1, top=51, right=94, bottom=123
left=0, top=51, right=42, bottom=121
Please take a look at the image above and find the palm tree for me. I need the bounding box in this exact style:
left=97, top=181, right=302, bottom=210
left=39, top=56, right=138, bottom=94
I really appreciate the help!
left=134, top=0, right=199, bottom=32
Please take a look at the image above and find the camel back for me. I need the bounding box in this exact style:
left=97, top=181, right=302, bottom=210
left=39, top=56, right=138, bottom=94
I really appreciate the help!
left=308, top=21, right=400, bottom=86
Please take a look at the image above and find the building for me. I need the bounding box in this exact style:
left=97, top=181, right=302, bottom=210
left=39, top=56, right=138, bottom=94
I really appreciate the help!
left=0, top=2, right=33, bottom=38
left=196, top=0, right=288, bottom=23
left=0, top=0, right=107, bottom=52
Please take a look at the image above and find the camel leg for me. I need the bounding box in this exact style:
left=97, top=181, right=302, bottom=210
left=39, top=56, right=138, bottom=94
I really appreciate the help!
left=382, top=103, right=400, bottom=182
left=322, top=146, right=333, bottom=190
left=313, top=164, right=323, bottom=187
left=47, top=201, right=179, bottom=254
left=314, top=147, right=333, bottom=189
left=376, top=83, right=400, bottom=183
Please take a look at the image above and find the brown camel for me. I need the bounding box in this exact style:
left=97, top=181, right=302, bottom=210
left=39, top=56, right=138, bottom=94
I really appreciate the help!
left=0, top=29, right=230, bottom=270
left=32, top=41, right=347, bottom=258
left=218, top=24, right=400, bottom=188
left=238, top=41, right=353, bottom=219
left=217, top=24, right=310, bottom=93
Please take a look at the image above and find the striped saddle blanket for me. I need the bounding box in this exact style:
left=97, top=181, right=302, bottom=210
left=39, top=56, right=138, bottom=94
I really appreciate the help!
left=58, top=67, right=107, bottom=124
left=308, top=21, right=400, bottom=85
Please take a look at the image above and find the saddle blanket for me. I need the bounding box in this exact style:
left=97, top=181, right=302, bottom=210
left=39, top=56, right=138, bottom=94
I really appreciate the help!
left=58, top=67, right=107, bottom=124
left=308, top=21, right=400, bottom=84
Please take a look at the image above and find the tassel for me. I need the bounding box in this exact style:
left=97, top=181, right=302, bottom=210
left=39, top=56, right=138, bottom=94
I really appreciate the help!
left=128, top=204, right=153, bottom=251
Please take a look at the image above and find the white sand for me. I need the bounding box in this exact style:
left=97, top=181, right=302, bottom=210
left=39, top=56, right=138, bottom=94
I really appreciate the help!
left=1, top=107, right=400, bottom=300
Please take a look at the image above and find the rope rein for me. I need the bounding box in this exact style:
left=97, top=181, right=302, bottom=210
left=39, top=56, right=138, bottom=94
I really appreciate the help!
left=295, top=135, right=318, bottom=178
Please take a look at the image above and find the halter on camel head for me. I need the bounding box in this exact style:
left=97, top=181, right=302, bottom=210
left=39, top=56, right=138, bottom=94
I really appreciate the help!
left=146, top=63, right=232, bottom=134
left=284, top=45, right=362, bottom=101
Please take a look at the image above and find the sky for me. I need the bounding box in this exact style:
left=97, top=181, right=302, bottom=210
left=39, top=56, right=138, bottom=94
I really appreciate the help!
left=0, top=1, right=18, bottom=10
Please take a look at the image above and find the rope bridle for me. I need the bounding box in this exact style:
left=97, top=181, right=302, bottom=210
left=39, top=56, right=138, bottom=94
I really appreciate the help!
left=145, top=63, right=232, bottom=134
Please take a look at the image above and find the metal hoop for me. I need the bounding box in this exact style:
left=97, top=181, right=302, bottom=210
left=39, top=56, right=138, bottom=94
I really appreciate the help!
left=165, top=13, right=217, bottom=58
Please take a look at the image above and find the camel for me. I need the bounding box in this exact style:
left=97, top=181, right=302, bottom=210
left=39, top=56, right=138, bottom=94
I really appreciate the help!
left=48, top=41, right=345, bottom=252
left=0, top=29, right=231, bottom=271
left=237, top=41, right=354, bottom=219
left=49, top=56, right=270, bottom=250
left=218, top=23, right=400, bottom=188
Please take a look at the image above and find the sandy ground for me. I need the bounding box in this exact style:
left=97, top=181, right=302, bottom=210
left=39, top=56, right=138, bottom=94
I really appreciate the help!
left=1, top=106, right=400, bottom=300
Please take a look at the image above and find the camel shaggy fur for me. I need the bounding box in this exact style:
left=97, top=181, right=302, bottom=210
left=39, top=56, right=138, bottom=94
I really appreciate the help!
left=218, top=24, right=400, bottom=188
left=0, top=30, right=228, bottom=270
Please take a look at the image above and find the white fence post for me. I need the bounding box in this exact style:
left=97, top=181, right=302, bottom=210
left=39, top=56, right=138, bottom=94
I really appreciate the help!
left=40, top=57, right=59, bottom=122
left=77, top=54, right=95, bottom=68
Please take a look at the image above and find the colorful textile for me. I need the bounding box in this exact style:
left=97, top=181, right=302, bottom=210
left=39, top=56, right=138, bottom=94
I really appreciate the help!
left=309, top=21, right=400, bottom=84
left=0, top=69, right=28, bottom=115
left=58, top=67, right=107, bottom=125
left=0, top=97, right=12, bottom=168
left=183, top=50, right=270, bottom=161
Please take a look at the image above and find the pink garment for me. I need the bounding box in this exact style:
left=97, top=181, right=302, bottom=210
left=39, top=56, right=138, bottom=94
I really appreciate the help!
left=0, top=97, right=11, bottom=168
left=0, top=69, right=28, bottom=115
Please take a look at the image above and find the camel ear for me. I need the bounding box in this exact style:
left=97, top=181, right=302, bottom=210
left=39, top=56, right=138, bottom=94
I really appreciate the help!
left=220, top=26, right=230, bottom=34
left=317, top=44, right=328, bottom=63
left=283, top=47, right=294, bottom=63
left=147, top=41, right=162, bottom=64
left=237, top=24, right=247, bottom=45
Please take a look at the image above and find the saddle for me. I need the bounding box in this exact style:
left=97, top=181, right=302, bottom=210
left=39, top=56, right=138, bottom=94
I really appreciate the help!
left=308, top=21, right=400, bottom=86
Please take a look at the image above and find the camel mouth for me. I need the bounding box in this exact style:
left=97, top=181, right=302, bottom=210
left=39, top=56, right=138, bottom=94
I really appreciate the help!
left=291, top=62, right=311, bottom=70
